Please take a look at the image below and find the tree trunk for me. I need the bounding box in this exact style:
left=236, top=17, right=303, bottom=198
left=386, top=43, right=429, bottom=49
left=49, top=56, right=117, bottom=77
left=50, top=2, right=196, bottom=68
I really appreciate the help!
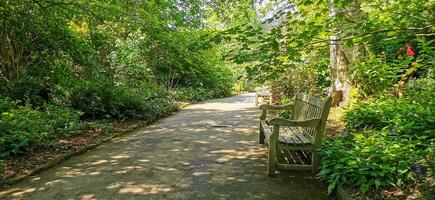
left=329, top=35, right=351, bottom=106
left=328, top=0, right=362, bottom=106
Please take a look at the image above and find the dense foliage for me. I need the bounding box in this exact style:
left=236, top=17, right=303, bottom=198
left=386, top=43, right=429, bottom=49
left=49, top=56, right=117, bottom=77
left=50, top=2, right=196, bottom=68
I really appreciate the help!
left=319, top=78, right=434, bottom=195
left=0, top=0, right=240, bottom=160
left=0, top=98, right=84, bottom=157
left=345, top=79, right=434, bottom=137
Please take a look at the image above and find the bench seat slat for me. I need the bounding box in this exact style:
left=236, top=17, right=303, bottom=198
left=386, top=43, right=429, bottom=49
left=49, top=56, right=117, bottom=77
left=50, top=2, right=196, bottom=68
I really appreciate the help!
left=289, top=127, right=312, bottom=144
left=282, top=127, right=303, bottom=144
left=261, top=120, right=312, bottom=146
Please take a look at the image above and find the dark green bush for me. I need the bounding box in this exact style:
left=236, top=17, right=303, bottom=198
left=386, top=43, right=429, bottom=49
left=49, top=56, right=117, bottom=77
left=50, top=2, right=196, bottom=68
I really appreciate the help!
left=344, top=97, right=433, bottom=137
left=278, top=98, right=295, bottom=119
left=43, top=104, right=85, bottom=136
left=0, top=97, right=15, bottom=113
left=173, top=87, right=224, bottom=102
left=351, top=56, right=411, bottom=97
left=271, top=65, right=321, bottom=99
left=344, top=78, right=434, bottom=138
left=68, top=81, right=179, bottom=120
left=0, top=99, right=83, bottom=158
left=320, top=78, right=434, bottom=194
left=318, top=131, right=429, bottom=194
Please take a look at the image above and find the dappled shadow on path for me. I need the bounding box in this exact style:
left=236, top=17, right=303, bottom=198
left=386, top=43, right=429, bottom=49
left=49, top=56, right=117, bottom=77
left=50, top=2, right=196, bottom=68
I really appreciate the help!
left=0, top=94, right=329, bottom=200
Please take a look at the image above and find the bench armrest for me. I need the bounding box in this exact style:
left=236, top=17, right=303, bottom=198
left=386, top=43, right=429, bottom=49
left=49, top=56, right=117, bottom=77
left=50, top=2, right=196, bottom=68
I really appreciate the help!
left=259, top=104, right=294, bottom=120
left=268, top=118, right=321, bottom=127
left=259, top=104, right=294, bottom=110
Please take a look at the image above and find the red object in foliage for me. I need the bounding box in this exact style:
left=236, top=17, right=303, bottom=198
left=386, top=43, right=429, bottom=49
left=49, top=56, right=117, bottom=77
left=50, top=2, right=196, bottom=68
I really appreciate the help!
left=405, top=45, right=416, bottom=57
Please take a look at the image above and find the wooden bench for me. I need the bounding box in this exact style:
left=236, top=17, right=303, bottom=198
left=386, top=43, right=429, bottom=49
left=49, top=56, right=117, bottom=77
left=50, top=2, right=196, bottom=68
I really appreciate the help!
left=259, top=93, right=332, bottom=176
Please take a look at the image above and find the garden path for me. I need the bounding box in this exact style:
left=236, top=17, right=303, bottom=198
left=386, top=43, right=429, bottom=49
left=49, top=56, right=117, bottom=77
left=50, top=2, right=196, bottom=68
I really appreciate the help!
left=0, top=93, right=328, bottom=200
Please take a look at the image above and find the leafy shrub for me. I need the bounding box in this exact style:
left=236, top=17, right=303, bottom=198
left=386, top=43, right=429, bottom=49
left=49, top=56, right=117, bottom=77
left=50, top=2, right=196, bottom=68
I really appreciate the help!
left=173, top=87, right=220, bottom=102
left=321, top=78, right=434, bottom=194
left=68, top=81, right=179, bottom=120
left=108, top=34, right=152, bottom=88
left=0, top=99, right=83, bottom=158
left=351, top=55, right=411, bottom=97
left=344, top=97, right=432, bottom=137
left=1, top=72, right=51, bottom=106
left=0, top=54, right=79, bottom=107
left=43, top=104, right=85, bottom=136
left=271, top=64, right=320, bottom=99
left=68, top=80, right=113, bottom=118
left=278, top=98, right=295, bottom=119
left=318, top=131, right=428, bottom=194
left=0, top=97, right=15, bottom=113
left=344, top=78, right=434, bottom=138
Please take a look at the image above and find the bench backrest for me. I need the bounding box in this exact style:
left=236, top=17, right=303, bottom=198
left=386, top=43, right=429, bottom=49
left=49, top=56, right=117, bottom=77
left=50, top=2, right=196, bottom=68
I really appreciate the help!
left=291, top=93, right=332, bottom=145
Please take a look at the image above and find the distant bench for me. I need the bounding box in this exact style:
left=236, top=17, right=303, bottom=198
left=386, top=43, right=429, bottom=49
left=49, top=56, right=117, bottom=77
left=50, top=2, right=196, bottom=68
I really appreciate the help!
left=255, top=87, right=272, bottom=107
left=259, top=93, right=332, bottom=176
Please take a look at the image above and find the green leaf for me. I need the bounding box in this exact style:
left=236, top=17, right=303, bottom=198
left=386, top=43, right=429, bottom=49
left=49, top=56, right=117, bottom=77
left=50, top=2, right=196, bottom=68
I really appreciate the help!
left=360, top=183, right=369, bottom=194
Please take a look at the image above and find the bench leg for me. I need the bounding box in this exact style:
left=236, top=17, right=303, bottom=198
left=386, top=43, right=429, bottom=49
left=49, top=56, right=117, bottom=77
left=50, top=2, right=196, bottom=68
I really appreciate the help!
left=267, top=141, right=277, bottom=176
left=259, top=123, right=265, bottom=144
left=311, top=151, right=320, bottom=175
left=268, top=126, right=279, bottom=176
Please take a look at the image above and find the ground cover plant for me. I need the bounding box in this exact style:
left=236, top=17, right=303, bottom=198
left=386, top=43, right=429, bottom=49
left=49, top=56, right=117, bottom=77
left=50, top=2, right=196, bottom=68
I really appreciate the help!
left=318, top=78, right=434, bottom=198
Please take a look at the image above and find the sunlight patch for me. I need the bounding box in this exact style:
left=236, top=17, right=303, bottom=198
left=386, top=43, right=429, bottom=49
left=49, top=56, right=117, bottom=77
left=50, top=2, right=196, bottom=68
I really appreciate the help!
left=111, top=155, right=130, bottom=159
left=118, top=183, right=172, bottom=195
left=11, top=188, right=36, bottom=197
left=91, top=160, right=108, bottom=165
left=192, top=171, right=211, bottom=176
left=45, top=179, right=65, bottom=186
left=81, top=194, right=96, bottom=200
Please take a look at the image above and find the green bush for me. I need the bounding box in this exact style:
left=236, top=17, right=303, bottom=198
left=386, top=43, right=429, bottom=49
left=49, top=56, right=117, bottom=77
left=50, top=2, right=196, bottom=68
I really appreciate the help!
left=344, top=78, right=434, bottom=138
left=43, top=104, right=85, bottom=137
left=318, top=131, right=429, bottom=194
left=278, top=98, right=295, bottom=119
left=0, top=97, right=15, bottom=113
left=0, top=105, right=48, bottom=157
left=0, top=100, right=83, bottom=158
left=66, top=80, right=178, bottom=120
left=320, top=78, right=434, bottom=194
left=173, top=87, right=221, bottom=102
left=344, top=97, right=434, bottom=138
left=0, top=54, right=79, bottom=107
left=271, top=64, right=320, bottom=99
left=351, top=55, right=411, bottom=97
